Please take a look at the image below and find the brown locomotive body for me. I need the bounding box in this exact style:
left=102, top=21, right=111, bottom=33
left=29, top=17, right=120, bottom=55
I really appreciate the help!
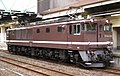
left=7, top=19, right=114, bottom=68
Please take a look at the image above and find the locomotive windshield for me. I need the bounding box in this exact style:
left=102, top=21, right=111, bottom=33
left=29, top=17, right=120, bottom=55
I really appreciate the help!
left=99, top=24, right=112, bottom=32
left=104, top=24, right=112, bottom=32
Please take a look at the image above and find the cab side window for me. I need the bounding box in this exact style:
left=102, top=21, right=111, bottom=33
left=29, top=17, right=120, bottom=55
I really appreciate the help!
left=57, top=26, right=62, bottom=32
left=36, top=28, right=40, bottom=33
left=46, top=27, right=50, bottom=33
left=74, top=24, right=81, bottom=35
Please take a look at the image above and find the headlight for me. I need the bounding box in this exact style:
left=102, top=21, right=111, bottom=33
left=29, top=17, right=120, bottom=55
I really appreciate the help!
left=109, top=61, right=114, bottom=63
left=85, top=63, right=92, bottom=65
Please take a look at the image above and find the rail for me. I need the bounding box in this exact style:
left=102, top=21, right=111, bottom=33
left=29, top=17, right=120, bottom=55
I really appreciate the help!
left=0, top=55, right=73, bottom=76
left=95, top=68, right=120, bottom=75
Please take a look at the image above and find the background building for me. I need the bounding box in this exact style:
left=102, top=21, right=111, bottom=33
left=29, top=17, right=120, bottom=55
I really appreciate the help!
left=37, top=0, right=82, bottom=14
left=37, top=0, right=50, bottom=14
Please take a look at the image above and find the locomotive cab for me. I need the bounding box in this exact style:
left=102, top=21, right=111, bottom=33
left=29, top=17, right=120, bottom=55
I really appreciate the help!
left=75, top=19, right=114, bottom=67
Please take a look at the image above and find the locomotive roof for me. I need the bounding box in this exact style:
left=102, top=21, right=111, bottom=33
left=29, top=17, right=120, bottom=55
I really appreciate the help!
left=7, top=19, right=107, bottom=31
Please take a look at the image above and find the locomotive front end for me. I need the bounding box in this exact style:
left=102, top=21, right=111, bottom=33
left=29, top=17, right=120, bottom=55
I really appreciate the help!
left=78, top=19, right=114, bottom=68
left=79, top=42, right=114, bottom=68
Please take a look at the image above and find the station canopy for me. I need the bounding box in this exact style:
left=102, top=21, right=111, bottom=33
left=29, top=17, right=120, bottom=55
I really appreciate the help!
left=85, top=1, right=120, bottom=15
left=0, top=10, right=42, bottom=24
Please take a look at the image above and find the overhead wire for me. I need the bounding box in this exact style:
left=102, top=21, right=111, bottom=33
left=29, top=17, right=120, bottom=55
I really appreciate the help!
left=26, top=0, right=32, bottom=9
left=9, top=0, right=17, bottom=11
left=0, top=0, right=36, bottom=13
left=23, top=6, right=36, bottom=12
left=0, top=0, right=7, bottom=10
left=23, top=0, right=33, bottom=12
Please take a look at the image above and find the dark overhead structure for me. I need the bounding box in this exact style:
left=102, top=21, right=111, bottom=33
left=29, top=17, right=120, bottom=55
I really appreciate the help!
left=0, top=12, right=12, bottom=23
left=85, top=2, right=120, bottom=15
left=0, top=10, right=42, bottom=24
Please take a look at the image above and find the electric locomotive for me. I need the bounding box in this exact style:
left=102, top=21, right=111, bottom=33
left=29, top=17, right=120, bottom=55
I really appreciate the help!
left=6, top=18, right=114, bottom=68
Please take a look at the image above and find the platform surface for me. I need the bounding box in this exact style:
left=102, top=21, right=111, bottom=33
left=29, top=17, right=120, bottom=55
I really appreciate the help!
left=0, top=43, right=7, bottom=50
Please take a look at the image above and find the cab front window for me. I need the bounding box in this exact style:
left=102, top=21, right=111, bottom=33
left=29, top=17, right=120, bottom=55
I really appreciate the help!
left=104, top=24, right=112, bottom=32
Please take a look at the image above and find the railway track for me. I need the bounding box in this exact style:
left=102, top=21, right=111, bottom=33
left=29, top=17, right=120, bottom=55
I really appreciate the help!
left=104, top=68, right=120, bottom=75
left=95, top=68, right=120, bottom=75
left=0, top=55, right=74, bottom=76
left=1, top=50, right=120, bottom=76
left=0, top=50, right=79, bottom=68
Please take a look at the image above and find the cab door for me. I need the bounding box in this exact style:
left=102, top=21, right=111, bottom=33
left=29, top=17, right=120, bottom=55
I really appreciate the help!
left=67, top=23, right=82, bottom=49
left=67, top=24, right=73, bottom=49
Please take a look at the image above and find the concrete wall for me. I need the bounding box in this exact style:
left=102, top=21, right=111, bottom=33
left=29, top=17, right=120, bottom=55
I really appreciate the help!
left=111, top=16, right=120, bottom=27
left=0, top=27, right=7, bottom=50
left=0, top=23, right=16, bottom=50
left=111, top=16, right=120, bottom=50
left=117, top=28, right=120, bottom=49
left=37, top=0, right=80, bottom=13
left=112, top=28, right=117, bottom=50
left=49, top=0, right=80, bottom=8
left=37, top=0, right=105, bottom=14
left=37, top=0, right=50, bottom=14
left=113, top=54, right=120, bottom=68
